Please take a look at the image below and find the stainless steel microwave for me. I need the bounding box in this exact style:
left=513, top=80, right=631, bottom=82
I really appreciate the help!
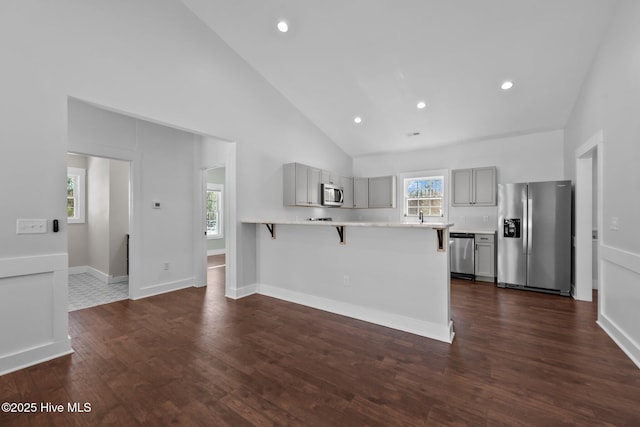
left=321, top=183, right=344, bottom=207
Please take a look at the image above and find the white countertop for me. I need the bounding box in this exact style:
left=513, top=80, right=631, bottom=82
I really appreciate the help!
left=449, top=228, right=497, bottom=234
left=243, top=219, right=454, bottom=229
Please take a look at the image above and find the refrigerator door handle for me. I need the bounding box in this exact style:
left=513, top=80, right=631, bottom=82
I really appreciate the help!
left=522, top=198, right=528, bottom=254
left=527, top=197, right=533, bottom=255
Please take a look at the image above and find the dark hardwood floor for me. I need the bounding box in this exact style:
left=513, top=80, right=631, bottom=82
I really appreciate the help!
left=1, top=267, right=639, bottom=426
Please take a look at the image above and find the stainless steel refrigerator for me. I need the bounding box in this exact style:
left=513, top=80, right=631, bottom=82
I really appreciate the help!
left=497, top=180, right=571, bottom=295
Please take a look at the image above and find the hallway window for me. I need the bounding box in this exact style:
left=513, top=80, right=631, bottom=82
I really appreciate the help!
left=207, top=184, right=224, bottom=238
left=67, top=167, right=86, bottom=223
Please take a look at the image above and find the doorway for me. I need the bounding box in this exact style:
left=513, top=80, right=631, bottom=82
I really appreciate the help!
left=575, top=130, right=603, bottom=302
left=68, top=97, right=238, bottom=302
left=205, top=166, right=226, bottom=292
left=67, top=153, right=131, bottom=311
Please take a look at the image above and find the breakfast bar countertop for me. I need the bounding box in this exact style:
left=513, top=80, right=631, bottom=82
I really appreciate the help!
left=242, top=218, right=454, bottom=229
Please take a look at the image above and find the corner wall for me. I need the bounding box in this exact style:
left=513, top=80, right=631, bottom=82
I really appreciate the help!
left=564, top=0, right=640, bottom=367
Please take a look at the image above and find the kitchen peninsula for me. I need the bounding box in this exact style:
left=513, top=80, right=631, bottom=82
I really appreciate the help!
left=243, top=219, right=455, bottom=343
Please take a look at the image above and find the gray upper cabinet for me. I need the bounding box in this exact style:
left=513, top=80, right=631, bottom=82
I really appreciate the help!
left=340, top=175, right=354, bottom=208
left=284, top=163, right=395, bottom=209
left=283, top=163, right=321, bottom=207
left=451, top=167, right=496, bottom=206
left=353, top=177, right=369, bottom=208
left=368, top=175, right=397, bottom=208
left=321, top=170, right=339, bottom=185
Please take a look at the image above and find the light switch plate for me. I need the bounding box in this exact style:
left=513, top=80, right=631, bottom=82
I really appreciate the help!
left=17, top=219, right=47, bottom=234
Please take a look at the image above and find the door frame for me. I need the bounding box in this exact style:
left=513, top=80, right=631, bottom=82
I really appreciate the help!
left=574, top=130, right=603, bottom=301
left=194, top=142, right=237, bottom=298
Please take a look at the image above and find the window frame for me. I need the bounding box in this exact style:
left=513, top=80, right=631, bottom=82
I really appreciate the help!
left=67, top=167, right=86, bottom=224
left=399, top=169, right=448, bottom=222
left=206, top=183, right=224, bottom=239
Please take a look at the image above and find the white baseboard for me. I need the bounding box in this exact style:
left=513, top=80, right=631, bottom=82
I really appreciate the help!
left=257, top=283, right=454, bottom=343
left=207, top=249, right=226, bottom=256
left=68, top=265, right=128, bottom=284
left=132, top=277, right=194, bottom=300
left=598, top=314, right=640, bottom=369
left=0, top=339, right=73, bottom=376
left=225, top=284, right=257, bottom=299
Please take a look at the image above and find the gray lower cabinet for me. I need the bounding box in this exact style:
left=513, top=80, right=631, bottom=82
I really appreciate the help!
left=283, top=162, right=321, bottom=207
left=452, top=167, right=496, bottom=206
left=368, top=175, right=397, bottom=208
left=475, top=233, right=496, bottom=282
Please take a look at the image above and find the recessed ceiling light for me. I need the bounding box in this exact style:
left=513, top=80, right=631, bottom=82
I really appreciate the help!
left=501, top=81, right=514, bottom=90
left=416, top=101, right=427, bottom=109
left=277, top=20, right=289, bottom=33
left=354, top=116, right=362, bottom=124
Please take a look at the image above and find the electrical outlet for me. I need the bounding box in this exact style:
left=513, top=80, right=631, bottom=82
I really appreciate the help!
left=610, top=217, right=619, bottom=231
left=163, top=262, right=170, bottom=270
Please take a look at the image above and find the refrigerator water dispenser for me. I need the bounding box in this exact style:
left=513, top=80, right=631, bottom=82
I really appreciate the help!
left=503, top=218, right=521, bottom=238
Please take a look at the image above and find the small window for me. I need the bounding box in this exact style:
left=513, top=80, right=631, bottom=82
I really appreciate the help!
left=67, top=167, right=86, bottom=224
left=207, top=184, right=224, bottom=239
left=404, top=176, right=444, bottom=218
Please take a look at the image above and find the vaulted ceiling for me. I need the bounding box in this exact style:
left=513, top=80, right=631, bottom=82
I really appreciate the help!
left=182, top=0, right=617, bottom=157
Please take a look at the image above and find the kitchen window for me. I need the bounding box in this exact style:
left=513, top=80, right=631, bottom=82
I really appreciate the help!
left=207, top=183, right=224, bottom=238
left=67, top=167, right=86, bottom=224
left=403, top=175, right=444, bottom=218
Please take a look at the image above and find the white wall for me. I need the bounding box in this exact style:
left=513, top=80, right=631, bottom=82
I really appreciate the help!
left=0, top=0, right=351, bottom=374
left=353, top=129, right=565, bottom=229
left=564, top=0, right=640, bottom=367
left=256, top=224, right=453, bottom=343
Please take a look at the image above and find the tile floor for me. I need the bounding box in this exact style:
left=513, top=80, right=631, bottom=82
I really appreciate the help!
left=68, top=273, right=129, bottom=312
left=68, top=255, right=224, bottom=311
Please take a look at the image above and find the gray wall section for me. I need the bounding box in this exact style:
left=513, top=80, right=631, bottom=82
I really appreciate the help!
left=109, top=160, right=130, bottom=277
left=207, top=167, right=225, bottom=185
left=67, top=154, right=88, bottom=268
left=87, top=156, right=110, bottom=275
left=68, top=154, right=129, bottom=278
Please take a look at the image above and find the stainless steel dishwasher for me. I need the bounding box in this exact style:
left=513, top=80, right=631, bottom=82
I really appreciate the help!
left=450, top=232, right=475, bottom=280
